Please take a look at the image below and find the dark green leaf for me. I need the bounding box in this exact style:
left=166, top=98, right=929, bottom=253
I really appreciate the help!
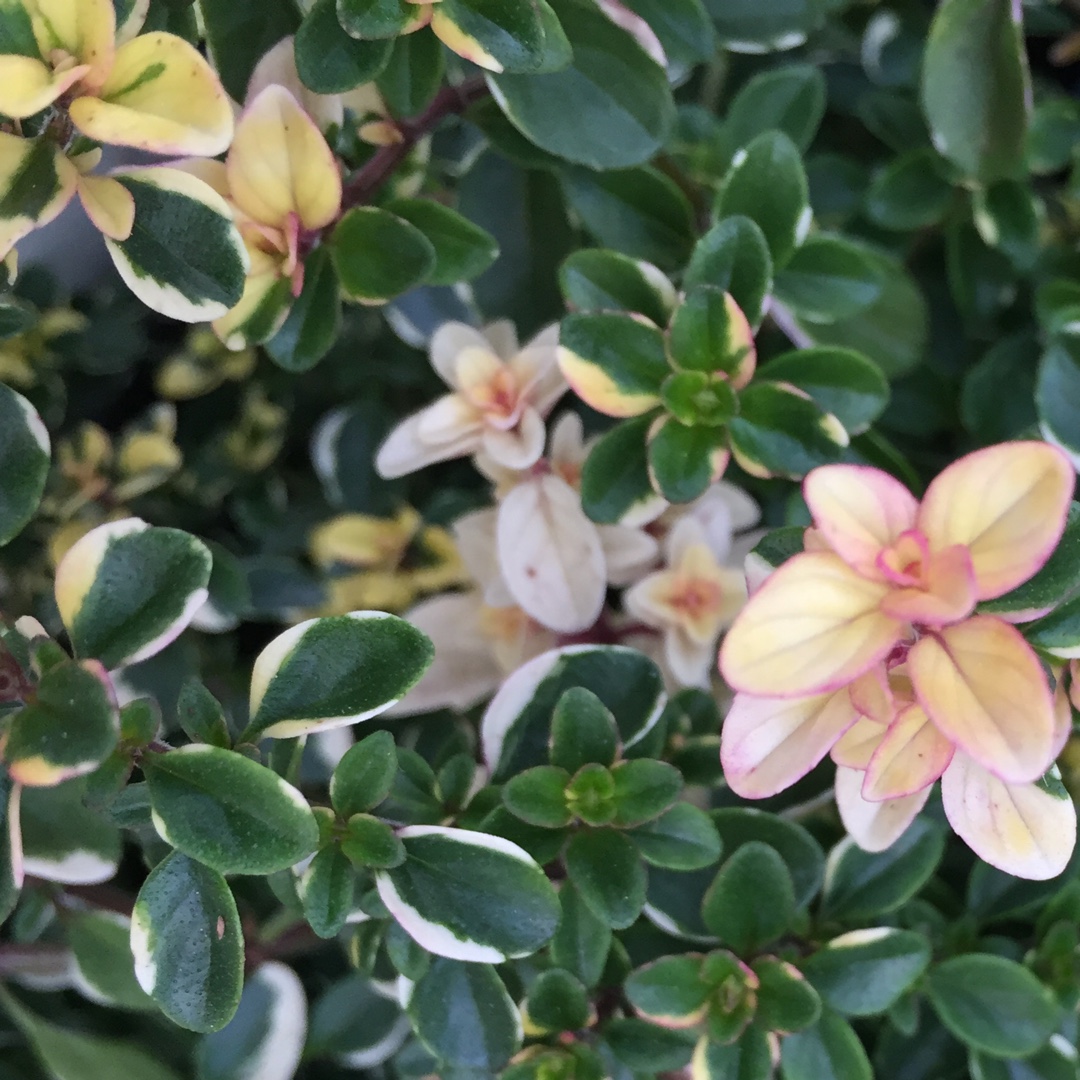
left=0, top=383, right=48, bottom=547
left=714, top=131, right=809, bottom=267
left=488, top=0, right=675, bottom=169
left=200, top=0, right=301, bottom=101
left=703, top=841, right=795, bottom=952
left=376, top=29, right=445, bottom=116
left=341, top=813, right=406, bottom=869
left=296, top=0, right=393, bottom=92
left=336, top=0, right=413, bottom=38
left=1036, top=334, right=1080, bottom=465
left=757, top=347, right=889, bottom=434
left=780, top=1011, right=872, bottom=1080
left=920, top=0, right=1030, bottom=182
left=631, top=803, right=723, bottom=870
left=525, top=968, right=590, bottom=1032
left=774, top=235, right=885, bottom=324
left=409, top=959, right=521, bottom=1069
left=301, top=846, right=356, bottom=938
left=648, top=418, right=729, bottom=504
left=726, top=65, right=826, bottom=151
left=559, top=248, right=674, bottom=325
left=565, top=827, right=646, bottom=929
left=754, top=957, right=821, bottom=1034
left=330, top=207, right=437, bottom=303
left=387, top=198, right=500, bottom=285
left=704, top=0, right=824, bottom=53
left=865, top=149, right=954, bottom=231
left=331, top=729, right=398, bottom=817
left=926, top=955, right=1059, bottom=1057
left=580, top=414, right=658, bottom=525
left=822, top=821, right=945, bottom=920
left=550, top=882, right=611, bottom=987
left=144, top=745, right=319, bottom=875
left=550, top=687, right=620, bottom=772
left=503, top=765, right=573, bottom=828
left=802, top=928, right=931, bottom=1017
left=604, top=1018, right=696, bottom=1071
left=265, top=246, right=342, bottom=372
left=131, top=852, right=244, bottom=1033
left=685, top=216, right=773, bottom=328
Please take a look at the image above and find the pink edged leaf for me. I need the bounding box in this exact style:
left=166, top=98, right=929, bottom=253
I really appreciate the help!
left=804, top=464, right=918, bottom=576
left=941, top=751, right=1077, bottom=881
left=879, top=544, right=977, bottom=626
left=917, top=441, right=1074, bottom=600
left=720, top=688, right=859, bottom=799
left=862, top=703, right=954, bottom=801
left=834, top=766, right=930, bottom=853
left=719, top=551, right=904, bottom=697
left=909, top=616, right=1056, bottom=785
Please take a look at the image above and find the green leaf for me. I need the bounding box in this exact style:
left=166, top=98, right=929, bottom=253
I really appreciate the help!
left=526, top=968, right=591, bottom=1032
left=4, top=659, right=119, bottom=787
left=331, top=729, right=398, bottom=817
left=376, top=825, right=560, bottom=960
left=177, top=677, right=231, bottom=749
left=979, top=503, right=1080, bottom=617
left=131, top=851, right=244, bottom=1033
left=295, top=0, right=393, bottom=92
left=108, top=169, right=246, bottom=323
left=579, top=414, right=658, bottom=525
left=307, top=973, right=407, bottom=1065
left=0, top=136, right=77, bottom=257
left=0, top=383, right=49, bottom=547
left=693, top=1029, right=774, bottom=1080
left=550, top=687, right=620, bottom=772
left=550, top=882, right=612, bottom=987
left=565, top=827, right=646, bottom=929
left=972, top=179, right=1040, bottom=270
left=726, top=65, right=826, bottom=152
left=330, top=207, right=437, bottom=304
left=1036, top=335, right=1080, bottom=466
left=0, top=291, right=37, bottom=340
left=715, top=131, right=809, bottom=267
left=704, top=0, right=824, bottom=53
left=960, top=332, right=1039, bottom=443
left=702, top=841, right=794, bottom=952
left=774, top=235, right=885, bottom=324
left=821, top=821, right=945, bottom=921
left=1026, top=97, right=1080, bottom=175
left=503, top=765, right=573, bottom=828
left=483, top=645, right=666, bottom=779
left=648, top=418, right=729, bottom=504
left=336, top=0, right=414, bottom=38
left=779, top=1011, right=872, bottom=1080
left=711, top=809, right=823, bottom=908
left=685, top=216, right=773, bottom=328
left=668, top=286, right=754, bottom=377
left=341, top=813, right=406, bottom=869
left=199, top=0, right=300, bottom=100
left=801, top=928, right=931, bottom=1017
left=300, top=845, right=357, bottom=938
left=245, top=612, right=434, bottom=740
left=387, top=198, right=500, bottom=285
left=376, top=29, right=445, bottom=116
left=796, top=246, right=928, bottom=379
left=0, top=776, right=19, bottom=922
left=1023, top=593, right=1080, bottom=658
left=604, top=1018, right=696, bottom=1072
left=618, top=0, right=715, bottom=68
left=0, top=990, right=181, bottom=1080
left=920, top=0, right=1030, bottom=182
left=925, top=955, right=1060, bottom=1058
left=611, top=759, right=682, bottom=827
left=144, top=745, right=319, bottom=875
left=55, top=519, right=212, bottom=670
left=626, top=954, right=711, bottom=1027
left=432, top=0, right=551, bottom=74
left=488, top=0, right=674, bottom=169
left=559, top=248, right=675, bottom=326
left=728, top=381, right=847, bottom=479
left=970, top=1044, right=1079, bottom=1080
left=409, top=958, right=521, bottom=1069
left=631, top=803, right=722, bottom=870
left=561, top=165, right=695, bottom=270
left=196, top=962, right=307, bottom=1080
left=864, top=149, right=954, bottom=231
left=558, top=312, right=669, bottom=415
left=19, top=777, right=121, bottom=884
left=754, top=957, right=821, bottom=1034
left=67, top=910, right=154, bottom=1010
left=265, top=246, right=342, bottom=373
left=757, top=347, right=889, bottom=435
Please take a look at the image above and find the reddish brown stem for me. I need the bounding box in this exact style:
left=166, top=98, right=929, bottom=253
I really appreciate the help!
left=339, top=75, right=491, bottom=213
